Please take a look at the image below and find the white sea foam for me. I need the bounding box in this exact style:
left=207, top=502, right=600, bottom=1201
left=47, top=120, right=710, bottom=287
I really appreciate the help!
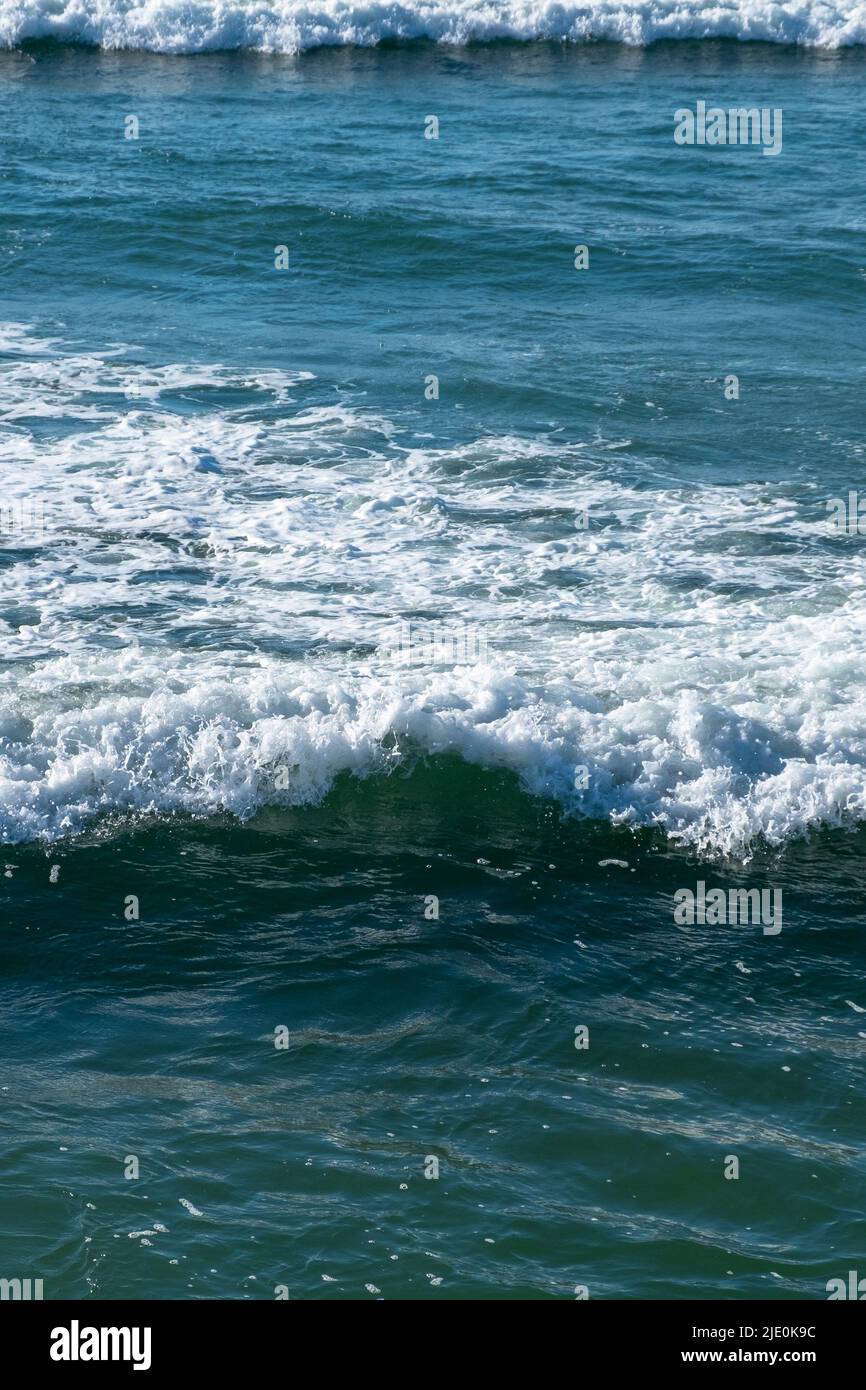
left=1, top=1, right=865, bottom=54
left=3, top=324, right=866, bottom=857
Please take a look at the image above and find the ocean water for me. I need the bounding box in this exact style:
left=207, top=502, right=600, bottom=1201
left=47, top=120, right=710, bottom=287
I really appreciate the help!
left=1, top=12, right=866, bottom=1300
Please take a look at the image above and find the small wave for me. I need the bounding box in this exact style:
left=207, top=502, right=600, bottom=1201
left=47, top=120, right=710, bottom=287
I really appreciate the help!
left=3, top=659, right=866, bottom=858
left=2, top=1, right=865, bottom=56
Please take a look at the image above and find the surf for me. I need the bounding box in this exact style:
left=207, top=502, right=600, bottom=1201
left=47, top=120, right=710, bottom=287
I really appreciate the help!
left=2, top=1, right=866, bottom=56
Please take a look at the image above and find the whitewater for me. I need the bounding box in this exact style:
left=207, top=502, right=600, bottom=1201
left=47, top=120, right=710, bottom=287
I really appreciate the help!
left=1, top=0, right=866, bottom=54
left=2, top=324, right=866, bottom=856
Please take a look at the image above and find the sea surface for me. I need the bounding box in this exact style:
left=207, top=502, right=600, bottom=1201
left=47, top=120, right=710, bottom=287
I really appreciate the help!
left=1, top=9, right=865, bottom=1299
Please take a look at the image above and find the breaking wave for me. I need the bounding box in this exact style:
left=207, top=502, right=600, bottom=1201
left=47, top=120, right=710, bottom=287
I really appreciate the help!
left=3, top=324, right=866, bottom=857
left=2, top=1, right=866, bottom=56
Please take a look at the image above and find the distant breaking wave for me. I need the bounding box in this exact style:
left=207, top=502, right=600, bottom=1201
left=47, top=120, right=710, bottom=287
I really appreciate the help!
left=1, top=1, right=866, bottom=55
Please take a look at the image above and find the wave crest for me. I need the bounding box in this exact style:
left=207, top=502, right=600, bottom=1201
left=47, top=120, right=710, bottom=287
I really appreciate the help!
left=2, top=1, right=866, bottom=55
left=4, top=659, right=866, bottom=858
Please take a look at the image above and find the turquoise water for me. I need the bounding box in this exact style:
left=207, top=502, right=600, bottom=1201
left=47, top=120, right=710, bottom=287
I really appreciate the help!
left=1, top=35, right=866, bottom=1299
